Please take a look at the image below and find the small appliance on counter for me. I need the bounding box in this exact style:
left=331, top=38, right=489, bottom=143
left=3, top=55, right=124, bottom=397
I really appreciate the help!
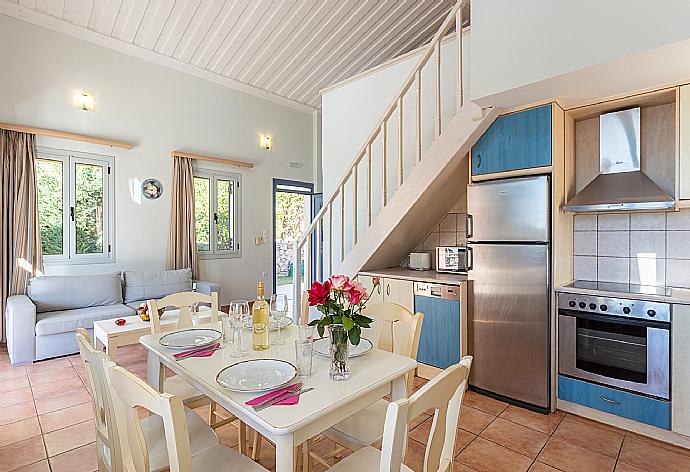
left=435, top=246, right=468, bottom=274
left=409, top=252, right=431, bottom=271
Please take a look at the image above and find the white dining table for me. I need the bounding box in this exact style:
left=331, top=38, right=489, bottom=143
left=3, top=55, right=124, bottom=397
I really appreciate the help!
left=140, top=324, right=417, bottom=472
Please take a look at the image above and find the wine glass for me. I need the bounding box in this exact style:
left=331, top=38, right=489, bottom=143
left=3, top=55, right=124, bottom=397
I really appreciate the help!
left=270, top=293, right=288, bottom=346
left=229, top=300, right=250, bottom=357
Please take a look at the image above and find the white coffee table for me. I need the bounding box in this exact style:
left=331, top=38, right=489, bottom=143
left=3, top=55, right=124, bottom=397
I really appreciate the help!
left=93, top=306, right=213, bottom=362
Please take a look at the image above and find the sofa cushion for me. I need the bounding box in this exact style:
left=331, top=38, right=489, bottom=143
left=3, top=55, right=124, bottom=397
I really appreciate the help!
left=28, top=273, right=123, bottom=313
left=123, top=269, right=193, bottom=304
left=35, top=304, right=135, bottom=336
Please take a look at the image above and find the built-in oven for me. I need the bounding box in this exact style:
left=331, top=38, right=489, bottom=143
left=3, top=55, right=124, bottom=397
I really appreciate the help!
left=558, top=293, right=670, bottom=399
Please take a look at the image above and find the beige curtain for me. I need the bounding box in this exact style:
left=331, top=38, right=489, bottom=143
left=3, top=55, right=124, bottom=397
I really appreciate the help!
left=167, top=156, right=200, bottom=278
left=1, top=130, right=43, bottom=342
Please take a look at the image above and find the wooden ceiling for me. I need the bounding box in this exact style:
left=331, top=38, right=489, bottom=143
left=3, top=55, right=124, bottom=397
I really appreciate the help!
left=2, top=0, right=457, bottom=110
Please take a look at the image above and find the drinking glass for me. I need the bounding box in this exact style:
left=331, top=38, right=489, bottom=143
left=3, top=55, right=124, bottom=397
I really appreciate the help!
left=270, top=293, right=289, bottom=346
left=295, top=339, right=314, bottom=377
left=220, top=311, right=234, bottom=346
left=229, top=300, right=250, bottom=357
left=298, top=324, right=315, bottom=342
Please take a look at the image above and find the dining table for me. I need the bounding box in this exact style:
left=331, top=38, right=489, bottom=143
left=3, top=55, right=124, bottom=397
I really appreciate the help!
left=140, top=323, right=417, bottom=472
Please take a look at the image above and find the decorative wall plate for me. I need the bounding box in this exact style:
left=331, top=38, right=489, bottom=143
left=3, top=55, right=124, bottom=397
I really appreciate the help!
left=141, top=178, right=163, bottom=200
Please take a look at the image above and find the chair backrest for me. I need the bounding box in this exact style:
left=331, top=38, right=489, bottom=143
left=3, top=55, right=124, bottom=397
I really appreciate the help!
left=147, top=291, right=218, bottom=334
left=363, top=302, right=424, bottom=394
left=105, top=363, right=194, bottom=472
left=75, top=328, right=122, bottom=472
left=379, top=356, right=473, bottom=472
left=300, top=291, right=310, bottom=325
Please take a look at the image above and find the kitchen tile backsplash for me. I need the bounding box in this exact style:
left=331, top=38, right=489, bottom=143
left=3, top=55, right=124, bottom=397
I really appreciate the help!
left=573, top=210, right=690, bottom=288
left=412, top=212, right=468, bottom=268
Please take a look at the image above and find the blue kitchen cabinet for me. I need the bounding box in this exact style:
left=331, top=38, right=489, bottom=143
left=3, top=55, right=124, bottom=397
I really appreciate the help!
left=558, top=375, right=671, bottom=430
left=471, top=104, right=552, bottom=175
left=415, top=295, right=461, bottom=369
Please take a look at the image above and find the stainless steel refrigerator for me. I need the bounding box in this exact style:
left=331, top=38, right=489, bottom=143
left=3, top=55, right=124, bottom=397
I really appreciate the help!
left=466, top=175, right=550, bottom=410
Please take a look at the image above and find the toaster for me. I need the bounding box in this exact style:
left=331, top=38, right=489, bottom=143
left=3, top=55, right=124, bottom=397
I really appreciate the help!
left=409, top=252, right=431, bottom=271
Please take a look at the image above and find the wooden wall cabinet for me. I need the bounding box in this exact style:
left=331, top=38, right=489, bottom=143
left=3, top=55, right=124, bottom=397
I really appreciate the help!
left=356, top=275, right=413, bottom=313
left=680, top=85, right=690, bottom=201
left=672, top=304, right=690, bottom=436
left=358, top=275, right=384, bottom=304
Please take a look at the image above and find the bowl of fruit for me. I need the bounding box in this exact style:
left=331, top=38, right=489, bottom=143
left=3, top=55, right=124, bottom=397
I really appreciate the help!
left=137, top=303, right=164, bottom=322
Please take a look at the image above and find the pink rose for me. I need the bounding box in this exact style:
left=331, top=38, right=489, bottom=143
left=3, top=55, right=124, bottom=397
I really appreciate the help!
left=329, top=274, right=350, bottom=290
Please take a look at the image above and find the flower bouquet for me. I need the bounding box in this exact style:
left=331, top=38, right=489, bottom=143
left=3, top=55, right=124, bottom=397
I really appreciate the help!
left=307, top=275, right=380, bottom=380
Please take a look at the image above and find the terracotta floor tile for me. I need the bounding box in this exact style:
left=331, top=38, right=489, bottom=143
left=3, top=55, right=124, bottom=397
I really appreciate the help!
left=0, top=387, right=33, bottom=408
left=38, top=402, right=94, bottom=433
left=411, top=416, right=476, bottom=455
left=565, top=413, right=627, bottom=436
left=404, top=438, right=429, bottom=471
left=0, top=376, right=31, bottom=394
left=49, top=443, right=98, bottom=472
left=250, top=435, right=277, bottom=471
left=26, top=358, right=72, bottom=374
left=0, top=436, right=46, bottom=472
left=309, top=437, right=353, bottom=472
left=31, top=377, right=85, bottom=399
left=625, top=431, right=690, bottom=458
left=458, top=405, right=496, bottom=434
left=499, top=405, right=564, bottom=435
left=528, top=462, right=561, bottom=472
left=11, top=460, right=50, bottom=472
left=456, top=437, right=532, bottom=472
left=0, top=417, right=41, bottom=448
left=0, top=400, right=36, bottom=426
left=480, top=417, right=549, bottom=458
left=28, top=367, right=81, bottom=387
left=453, top=461, right=481, bottom=472
left=552, top=416, right=623, bottom=458
left=43, top=420, right=95, bottom=457
left=537, top=437, right=616, bottom=472
left=464, top=391, right=510, bottom=416
left=215, top=422, right=240, bottom=449
left=0, top=367, right=27, bottom=382
left=618, top=436, right=690, bottom=471
left=615, top=463, right=646, bottom=472
left=34, top=388, right=90, bottom=415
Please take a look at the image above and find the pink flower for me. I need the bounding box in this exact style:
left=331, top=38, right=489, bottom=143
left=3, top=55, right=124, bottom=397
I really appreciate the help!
left=372, top=276, right=381, bottom=286
left=346, top=279, right=368, bottom=305
left=329, top=274, right=350, bottom=291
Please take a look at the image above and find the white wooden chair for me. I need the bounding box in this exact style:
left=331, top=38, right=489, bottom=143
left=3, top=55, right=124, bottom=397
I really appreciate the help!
left=104, top=362, right=267, bottom=472
left=326, top=356, right=473, bottom=472
left=75, top=328, right=220, bottom=472
left=304, top=302, right=424, bottom=470
left=148, top=292, right=246, bottom=446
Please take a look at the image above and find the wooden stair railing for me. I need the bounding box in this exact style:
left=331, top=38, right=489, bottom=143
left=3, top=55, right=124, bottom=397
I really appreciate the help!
left=293, top=1, right=468, bottom=313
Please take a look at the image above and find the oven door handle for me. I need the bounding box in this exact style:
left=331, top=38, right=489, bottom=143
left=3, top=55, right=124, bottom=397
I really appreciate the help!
left=599, top=396, right=621, bottom=405
left=558, top=310, right=670, bottom=330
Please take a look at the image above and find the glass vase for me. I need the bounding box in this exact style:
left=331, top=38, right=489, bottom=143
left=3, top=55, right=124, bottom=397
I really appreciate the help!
left=329, top=324, right=350, bottom=381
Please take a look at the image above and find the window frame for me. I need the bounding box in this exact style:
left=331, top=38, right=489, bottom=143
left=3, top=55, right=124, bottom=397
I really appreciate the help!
left=193, top=168, right=242, bottom=260
left=37, top=147, right=115, bottom=265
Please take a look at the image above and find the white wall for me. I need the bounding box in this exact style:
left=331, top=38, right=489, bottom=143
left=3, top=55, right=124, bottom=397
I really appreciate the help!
left=471, top=0, right=690, bottom=108
left=0, top=14, right=314, bottom=304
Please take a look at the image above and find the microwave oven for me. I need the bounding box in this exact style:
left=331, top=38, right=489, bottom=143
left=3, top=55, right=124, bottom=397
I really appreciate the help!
left=436, top=246, right=467, bottom=273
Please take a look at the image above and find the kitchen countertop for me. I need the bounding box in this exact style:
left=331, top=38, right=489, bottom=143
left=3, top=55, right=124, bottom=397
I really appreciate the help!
left=359, top=267, right=468, bottom=286
left=556, top=283, right=690, bottom=306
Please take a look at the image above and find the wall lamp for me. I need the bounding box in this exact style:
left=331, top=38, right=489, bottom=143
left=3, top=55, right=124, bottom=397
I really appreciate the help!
left=74, top=92, right=95, bottom=112
left=260, top=135, right=272, bottom=150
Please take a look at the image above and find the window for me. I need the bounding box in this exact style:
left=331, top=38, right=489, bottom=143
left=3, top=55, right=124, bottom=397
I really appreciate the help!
left=193, top=169, right=241, bottom=258
left=36, top=148, right=114, bottom=264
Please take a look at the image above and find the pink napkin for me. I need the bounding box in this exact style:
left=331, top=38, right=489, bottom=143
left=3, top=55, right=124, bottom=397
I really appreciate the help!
left=245, top=382, right=303, bottom=407
left=173, top=343, right=220, bottom=359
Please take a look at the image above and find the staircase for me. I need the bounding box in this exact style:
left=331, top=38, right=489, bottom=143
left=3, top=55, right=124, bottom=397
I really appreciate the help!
left=292, top=0, right=497, bottom=310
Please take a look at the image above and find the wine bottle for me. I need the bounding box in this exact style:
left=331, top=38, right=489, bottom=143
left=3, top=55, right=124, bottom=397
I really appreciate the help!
left=252, top=281, right=270, bottom=350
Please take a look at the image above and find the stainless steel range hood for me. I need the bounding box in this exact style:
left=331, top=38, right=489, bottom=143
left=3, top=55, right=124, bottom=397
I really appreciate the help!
left=563, top=107, right=674, bottom=212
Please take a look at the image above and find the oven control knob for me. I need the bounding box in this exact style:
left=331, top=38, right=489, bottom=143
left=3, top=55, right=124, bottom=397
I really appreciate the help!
left=579, top=302, right=586, bottom=309
left=600, top=304, right=608, bottom=311
left=623, top=307, right=631, bottom=314
left=647, top=309, right=656, bottom=318
left=589, top=303, right=597, bottom=310
left=568, top=300, right=576, bottom=308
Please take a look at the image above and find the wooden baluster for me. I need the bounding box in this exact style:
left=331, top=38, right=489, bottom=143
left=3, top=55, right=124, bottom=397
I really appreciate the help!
left=416, top=70, right=422, bottom=162
left=328, top=202, right=333, bottom=275
left=435, top=41, right=441, bottom=136
left=382, top=122, right=388, bottom=207
left=293, top=247, right=301, bottom=317
left=305, top=235, right=312, bottom=288
left=353, top=164, right=358, bottom=245
left=316, top=217, right=323, bottom=281
left=398, top=97, right=404, bottom=187
left=456, top=5, right=463, bottom=110
left=340, top=185, right=345, bottom=262
left=366, top=143, right=372, bottom=227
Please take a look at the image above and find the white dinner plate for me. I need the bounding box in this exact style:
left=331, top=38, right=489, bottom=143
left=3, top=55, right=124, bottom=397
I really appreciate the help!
left=313, top=337, right=373, bottom=358
left=216, top=359, right=297, bottom=393
left=159, top=328, right=221, bottom=349
left=246, top=317, right=293, bottom=331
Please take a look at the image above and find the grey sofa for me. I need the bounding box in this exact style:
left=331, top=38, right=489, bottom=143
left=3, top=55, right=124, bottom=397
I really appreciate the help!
left=5, top=268, right=221, bottom=365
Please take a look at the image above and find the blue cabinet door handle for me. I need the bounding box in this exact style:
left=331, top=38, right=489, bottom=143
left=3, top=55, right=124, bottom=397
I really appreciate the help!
left=476, top=154, right=481, bottom=167
left=600, top=396, right=621, bottom=405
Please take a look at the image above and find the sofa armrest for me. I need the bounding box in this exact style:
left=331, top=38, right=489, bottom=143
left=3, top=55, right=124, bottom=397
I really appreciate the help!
left=5, top=295, right=37, bottom=365
left=194, top=280, right=221, bottom=298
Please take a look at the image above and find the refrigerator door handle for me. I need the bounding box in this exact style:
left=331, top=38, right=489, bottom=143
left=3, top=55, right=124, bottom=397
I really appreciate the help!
left=466, top=214, right=473, bottom=239
left=466, top=246, right=473, bottom=271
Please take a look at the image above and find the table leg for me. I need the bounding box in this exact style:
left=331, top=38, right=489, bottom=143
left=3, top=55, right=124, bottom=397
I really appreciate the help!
left=107, top=338, right=118, bottom=362
left=391, top=375, right=409, bottom=455
left=147, top=351, right=164, bottom=391
left=274, top=434, right=295, bottom=472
